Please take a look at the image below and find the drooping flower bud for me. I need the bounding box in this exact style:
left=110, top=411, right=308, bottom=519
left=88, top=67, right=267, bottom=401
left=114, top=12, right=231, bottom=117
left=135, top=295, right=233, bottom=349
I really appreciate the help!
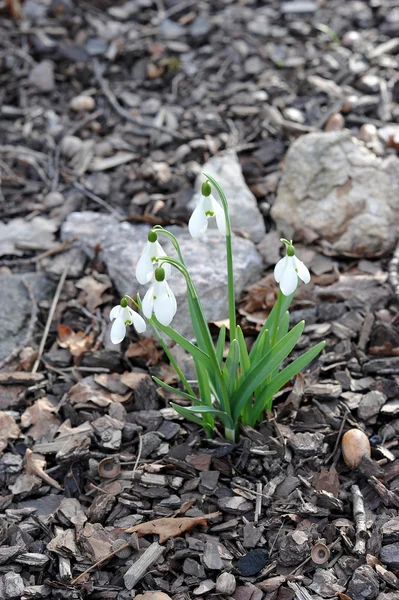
left=201, top=180, right=212, bottom=197
left=155, top=267, right=165, bottom=282
left=148, top=231, right=157, bottom=243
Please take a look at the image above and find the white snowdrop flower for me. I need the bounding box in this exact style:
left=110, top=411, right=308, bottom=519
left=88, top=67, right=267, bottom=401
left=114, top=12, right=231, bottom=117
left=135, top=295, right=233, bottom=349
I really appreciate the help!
left=142, top=267, right=177, bottom=326
left=110, top=298, right=146, bottom=344
left=189, top=180, right=226, bottom=238
left=274, top=240, right=310, bottom=296
left=136, top=231, right=171, bottom=285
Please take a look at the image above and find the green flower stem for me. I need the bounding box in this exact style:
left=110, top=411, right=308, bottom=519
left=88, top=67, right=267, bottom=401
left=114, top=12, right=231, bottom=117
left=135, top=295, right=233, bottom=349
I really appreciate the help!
left=203, top=172, right=237, bottom=342
left=271, top=290, right=284, bottom=347
left=155, top=256, right=231, bottom=417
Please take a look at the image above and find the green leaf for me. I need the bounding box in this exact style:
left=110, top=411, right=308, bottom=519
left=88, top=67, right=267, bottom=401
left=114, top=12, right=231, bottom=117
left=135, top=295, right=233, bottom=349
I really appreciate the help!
left=170, top=402, right=213, bottom=435
left=252, top=341, right=326, bottom=423
left=223, top=339, right=240, bottom=396
left=195, top=359, right=212, bottom=407
left=236, top=326, right=250, bottom=376
left=231, top=320, right=305, bottom=421
left=216, top=324, right=226, bottom=367
left=152, top=317, right=213, bottom=370
left=250, top=291, right=294, bottom=360
left=178, top=405, right=234, bottom=429
left=152, top=377, right=198, bottom=402
left=250, top=328, right=270, bottom=366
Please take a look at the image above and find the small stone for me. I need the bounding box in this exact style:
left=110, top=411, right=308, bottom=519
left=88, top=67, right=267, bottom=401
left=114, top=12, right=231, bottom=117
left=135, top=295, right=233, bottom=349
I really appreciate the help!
left=357, top=74, right=381, bottom=94
left=70, top=95, right=95, bottom=112
left=190, top=15, right=211, bottom=39
left=141, top=98, right=161, bottom=115
left=135, top=593, right=172, bottom=600
left=61, top=135, right=83, bottom=158
left=193, top=579, right=215, bottom=595
left=289, top=432, right=325, bottom=457
left=284, top=107, right=305, bottom=123
left=236, top=548, right=268, bottom=576
left=4, top=572, right=24, bottom=599
left=203, top=541, right=224, bottom=570
left=216, top=572, right=236, bottom=595
left=199, top=471, right=220, bottom=494
left=183, top=557, right=206, bottom=578
left=325, top=113, right=345, bottom=131
left=140, top=432, right=163, bottom=458
left=358, top=391, right=387, bottom=422
left=347, top=565, right=379, bottom=600
left=309, top=568, right=345, bottom=597
left=244, top=56, right=264, bottom=75
left=381, top=542, right=399, bottom=568
left=29, top=60, right=55, bottom=92
left=360, top=124, right=378, bottom=142
left=159, top=19, right=185, bottom=39
left=43, top=192, right=63, bottom=208
left=278, top=530, right=311, bottom=567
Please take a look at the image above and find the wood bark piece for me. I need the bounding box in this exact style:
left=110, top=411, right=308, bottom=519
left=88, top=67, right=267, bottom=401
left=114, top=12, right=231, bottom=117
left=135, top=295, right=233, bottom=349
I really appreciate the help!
left=351, top=485, right=369, bottom=555
left=124, top=511, right=220, bottom=543
left=123, top=542, right=165, bottom=591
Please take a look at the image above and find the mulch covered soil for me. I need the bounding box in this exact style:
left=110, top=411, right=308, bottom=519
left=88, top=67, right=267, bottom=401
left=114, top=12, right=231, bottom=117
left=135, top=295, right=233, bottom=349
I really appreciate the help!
left=1, top=1, right=399, bottom=599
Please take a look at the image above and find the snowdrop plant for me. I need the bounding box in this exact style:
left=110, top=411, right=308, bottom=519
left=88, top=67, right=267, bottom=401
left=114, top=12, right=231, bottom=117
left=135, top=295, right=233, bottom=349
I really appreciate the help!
left=113, top=174, right=325, bottom=441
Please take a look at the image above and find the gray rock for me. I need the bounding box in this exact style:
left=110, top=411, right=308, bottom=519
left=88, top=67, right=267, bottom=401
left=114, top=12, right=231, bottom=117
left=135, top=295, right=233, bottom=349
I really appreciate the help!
left=347, top=565, right=379, bottom=600
left=4, top=572, right=24, bottom=599
left=140, top=432, right=163, bottom=458
left=188, top=151, right=266, bottom=243
left=271, top=132, right=399, bottom=256
left=216, top=572, right=236, bottom=595
left=190, top=15, right=211, bottom=39
left=309, top=569, right=345, bottom=597
left=358, top=390, right=387, bottom=422
left=0, top=273, right=55, bottom=361
left=61, top=212, right=263, bottom=338
left=289, top=432, right=325, bottom=457
left=278, top=530, right=311, bottom=567
left=28, top=60, right=55, bottom=92
left=380, top=542, right=399, bottom=568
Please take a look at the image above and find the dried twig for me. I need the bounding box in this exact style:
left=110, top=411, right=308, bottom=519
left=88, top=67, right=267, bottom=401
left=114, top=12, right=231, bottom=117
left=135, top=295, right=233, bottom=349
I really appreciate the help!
left=351, top=484, right=369, bottom=555
left=92, top=60, right=186, bottom=140
left=32, top=267, right=68, bottom=373
left=0, top=281, right=38, bottom=369
left=71, top=542, right=130, bottom=585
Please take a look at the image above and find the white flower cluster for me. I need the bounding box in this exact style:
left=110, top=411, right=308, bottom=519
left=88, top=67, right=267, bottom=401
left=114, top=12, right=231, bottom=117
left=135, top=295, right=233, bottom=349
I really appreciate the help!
left=110, top=183, right=310, bottom=344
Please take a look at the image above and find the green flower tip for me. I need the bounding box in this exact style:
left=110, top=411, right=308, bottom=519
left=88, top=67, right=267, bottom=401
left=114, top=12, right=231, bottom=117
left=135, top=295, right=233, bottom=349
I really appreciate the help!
left=281, top=238, right=295, bottom=256
left=120, top=297, right=128, bottom=308
left=201, top=180, right=212, bottom=197
left=155, top=267, right=165, bottom=282
left=148, top=230, right=158, bottom=243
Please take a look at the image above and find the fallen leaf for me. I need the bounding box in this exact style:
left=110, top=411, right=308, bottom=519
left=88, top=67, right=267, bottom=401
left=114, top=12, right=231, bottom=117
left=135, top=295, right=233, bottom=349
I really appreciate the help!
left=25, top=449, right=62, bottom=489
left=58, top=324, right=93, bottom=358
left=76, top=273, right=112, bottom=313
left=68, top=377, right=129, bottom=407
left=0, top=412, right=20, bottom=453
left=21, top=397, right=60, bottom=441
left=125, top=337, right=159, bottom=365
left=337, top=594, right=353, bottom=600
left=0, top=217, right=56, bottom=257
left=125, top=512, right=220, bottom=543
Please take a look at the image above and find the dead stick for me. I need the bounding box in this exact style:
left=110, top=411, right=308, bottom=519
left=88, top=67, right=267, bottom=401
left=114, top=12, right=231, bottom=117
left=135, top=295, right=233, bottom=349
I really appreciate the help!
left=0, top=281, right=37, bottom=369
left=71, top=543, right=130, bottom=585
left=352, top=484, right=369, bottom=555
left=32, top=266, right=68, bottom=373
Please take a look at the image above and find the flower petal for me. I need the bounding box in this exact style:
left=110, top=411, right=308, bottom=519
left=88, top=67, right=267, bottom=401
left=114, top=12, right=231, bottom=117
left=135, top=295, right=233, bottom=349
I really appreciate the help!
left=274, top=256, right=287, bottom=283
left=279, top=256, right=298, bottom=296
left=165, top=281, right=177, bottom=316
left=295, top=257, right=311, bottom=284
left=127, top=307, right=146, bottom=333
left=136, top=241, right=154, bottom=285
left=110, top=317, right=126, bottom=344
left=154, top=281, right=175, bottom=326
left=142, top=286, right=154, bottom=319
left=210, top=195, right=227, bottom=236
left=110, top=305, right=122, bottom=321
left=189, top=197, right=208, bottom=238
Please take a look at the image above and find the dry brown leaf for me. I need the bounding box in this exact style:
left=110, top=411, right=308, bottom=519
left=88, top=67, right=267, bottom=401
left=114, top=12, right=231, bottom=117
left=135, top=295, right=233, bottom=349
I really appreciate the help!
left=68, top=377, right=129, bottom=407
left=58, top=324, right=93, bottom=358
left=21, top=397, right=60, bottom=441
left=76, top=274, right=112, bottom=313
left=125, top=337, right=159, bottom=365
left=124, top=512, right=220, bottom=543
left=0, top=411, right=20, bottom=453
left=25, top=449, right=62, bottom=489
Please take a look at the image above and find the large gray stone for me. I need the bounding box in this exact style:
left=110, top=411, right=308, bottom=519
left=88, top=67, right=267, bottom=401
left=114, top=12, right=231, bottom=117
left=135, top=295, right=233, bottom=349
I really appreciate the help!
left=188, top=151, right=266, bottom=243
left=271, top=132, right=399, bottom=256
left=0, top=274, right=56, bottom=362
left=61, top=212, right=263, bottom=338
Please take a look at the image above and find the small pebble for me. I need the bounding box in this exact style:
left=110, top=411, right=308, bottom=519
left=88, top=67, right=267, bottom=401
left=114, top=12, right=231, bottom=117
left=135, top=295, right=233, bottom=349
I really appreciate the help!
left=236, top=548, right=268, bottom=576
left=325, top=113, right=345, bottom=131
left=43, top=192, right=63, bottom=208
left=216, top=572, right=236, bottom=595
left=70, top=95, right=95, bottom=112
left=360, top=123, right=378, bottom=142
left=61, top=135, right=83, bottom=158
